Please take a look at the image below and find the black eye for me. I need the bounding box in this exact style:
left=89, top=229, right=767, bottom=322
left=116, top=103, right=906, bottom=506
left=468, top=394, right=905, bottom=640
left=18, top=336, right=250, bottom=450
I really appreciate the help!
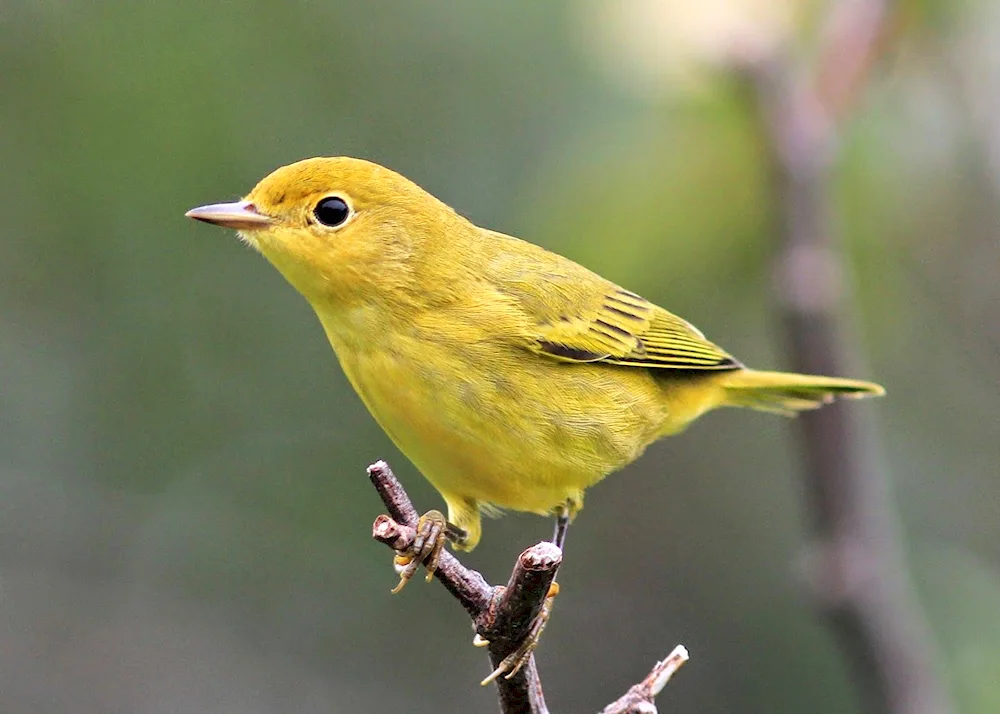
left=313, top=196, right=351, bottom=227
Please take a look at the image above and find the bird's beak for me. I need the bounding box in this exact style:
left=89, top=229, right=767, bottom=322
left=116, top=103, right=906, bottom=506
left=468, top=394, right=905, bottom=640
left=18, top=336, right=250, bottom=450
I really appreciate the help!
left=185, top=200, right=276, bottom=230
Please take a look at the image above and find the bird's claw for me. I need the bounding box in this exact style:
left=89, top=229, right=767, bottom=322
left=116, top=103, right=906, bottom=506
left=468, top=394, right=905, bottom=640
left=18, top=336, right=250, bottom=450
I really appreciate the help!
left=391, top=510, right=448, bottom=593
left=479, top=581, right=560, bottom=685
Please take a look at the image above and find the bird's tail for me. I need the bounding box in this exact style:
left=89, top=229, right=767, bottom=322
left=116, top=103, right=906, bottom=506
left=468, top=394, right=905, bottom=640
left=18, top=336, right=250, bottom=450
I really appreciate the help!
left=718, top=369, right=885, bottom=416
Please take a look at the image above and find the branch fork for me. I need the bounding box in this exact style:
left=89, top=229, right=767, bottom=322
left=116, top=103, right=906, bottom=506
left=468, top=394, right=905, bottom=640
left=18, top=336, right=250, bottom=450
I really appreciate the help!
left=366, top=460, right=688, bottom=714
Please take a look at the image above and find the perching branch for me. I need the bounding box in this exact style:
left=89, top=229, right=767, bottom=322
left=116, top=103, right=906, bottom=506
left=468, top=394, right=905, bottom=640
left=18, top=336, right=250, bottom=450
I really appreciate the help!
left=367, top=461, right=689, bottom=714
left=739, top=2, right=953, bottom=714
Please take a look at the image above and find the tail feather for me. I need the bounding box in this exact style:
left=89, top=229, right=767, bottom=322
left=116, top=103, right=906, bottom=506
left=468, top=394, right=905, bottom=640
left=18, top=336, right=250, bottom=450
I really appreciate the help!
left=720, top=369, right=885, bottom=416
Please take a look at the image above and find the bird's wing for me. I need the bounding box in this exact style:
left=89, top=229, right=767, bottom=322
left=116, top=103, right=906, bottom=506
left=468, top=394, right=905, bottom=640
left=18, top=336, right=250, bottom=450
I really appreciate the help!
left=487, top=235, right=741, bottom=371
left=529, top=285, right=741, bottom=370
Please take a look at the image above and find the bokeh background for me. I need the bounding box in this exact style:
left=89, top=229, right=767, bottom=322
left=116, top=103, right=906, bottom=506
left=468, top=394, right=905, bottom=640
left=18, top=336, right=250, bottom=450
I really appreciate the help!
left=2, top=1, right=998, bottom=712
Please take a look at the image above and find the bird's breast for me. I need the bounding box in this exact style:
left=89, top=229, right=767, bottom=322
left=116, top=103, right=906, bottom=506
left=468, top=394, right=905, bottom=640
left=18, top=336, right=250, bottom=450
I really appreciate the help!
left=317, top=307, right=668, bottom=513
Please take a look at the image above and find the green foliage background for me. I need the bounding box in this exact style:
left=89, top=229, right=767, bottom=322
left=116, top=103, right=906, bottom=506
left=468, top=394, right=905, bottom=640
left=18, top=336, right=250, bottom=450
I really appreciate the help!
left=2, top=1, right=998, bottom=711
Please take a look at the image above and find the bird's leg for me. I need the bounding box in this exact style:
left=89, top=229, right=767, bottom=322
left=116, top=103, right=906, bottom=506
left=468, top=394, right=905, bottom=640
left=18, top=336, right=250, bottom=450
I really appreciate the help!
left=391, top=510, right=467, bottom=593
left=552, top=506, right=571, bottom=552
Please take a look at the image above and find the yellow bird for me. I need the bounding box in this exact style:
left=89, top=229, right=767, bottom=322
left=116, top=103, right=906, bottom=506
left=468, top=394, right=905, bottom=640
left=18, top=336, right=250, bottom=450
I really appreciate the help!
left=187, top=157, right=884, bottom=560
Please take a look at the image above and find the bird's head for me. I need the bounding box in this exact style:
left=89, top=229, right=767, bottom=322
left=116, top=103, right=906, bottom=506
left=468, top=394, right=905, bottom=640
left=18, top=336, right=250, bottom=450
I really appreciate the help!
left=186, top=157, right=461, bottom=306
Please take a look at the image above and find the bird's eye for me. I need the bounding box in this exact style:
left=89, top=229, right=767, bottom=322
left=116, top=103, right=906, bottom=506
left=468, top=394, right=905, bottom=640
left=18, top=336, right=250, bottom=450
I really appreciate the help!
left=313, top=196, right=351, bottom=227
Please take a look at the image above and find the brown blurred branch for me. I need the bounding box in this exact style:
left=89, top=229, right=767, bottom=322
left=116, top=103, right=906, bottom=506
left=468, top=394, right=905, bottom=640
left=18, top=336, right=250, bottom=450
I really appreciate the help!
left=367, top=460, right=689, bottom=714
left=740, top=2, right=952, bottom=714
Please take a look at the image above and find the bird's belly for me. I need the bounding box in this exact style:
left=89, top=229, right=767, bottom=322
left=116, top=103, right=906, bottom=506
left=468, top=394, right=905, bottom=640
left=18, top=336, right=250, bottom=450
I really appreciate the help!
left=338, top=340, right=666, bottom=514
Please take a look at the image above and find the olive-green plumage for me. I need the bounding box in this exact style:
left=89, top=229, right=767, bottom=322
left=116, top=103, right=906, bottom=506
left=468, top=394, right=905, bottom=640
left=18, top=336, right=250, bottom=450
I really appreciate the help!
left=187, top=157, right=884, bottom=550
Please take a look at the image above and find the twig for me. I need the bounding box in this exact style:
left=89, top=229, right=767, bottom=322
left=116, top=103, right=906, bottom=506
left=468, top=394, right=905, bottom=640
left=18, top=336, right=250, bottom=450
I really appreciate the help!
left=740, top=2, right=954, bottom=714
left=368, top=460, right=420, bottom=526
left=600, top=646, right=690, bottom=714
left=367, top=461, right=688, bottom=713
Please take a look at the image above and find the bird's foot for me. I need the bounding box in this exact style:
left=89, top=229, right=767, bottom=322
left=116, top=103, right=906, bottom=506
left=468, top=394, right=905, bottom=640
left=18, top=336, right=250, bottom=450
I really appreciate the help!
left=391, top=510, right=465, bottom=593
left=476, top=581, right=560, bottom=685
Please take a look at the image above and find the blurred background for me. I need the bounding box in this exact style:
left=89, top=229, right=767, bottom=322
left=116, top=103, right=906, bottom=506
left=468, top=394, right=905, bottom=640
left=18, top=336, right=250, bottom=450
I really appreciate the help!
left=2, top=0, right=998, bottom=712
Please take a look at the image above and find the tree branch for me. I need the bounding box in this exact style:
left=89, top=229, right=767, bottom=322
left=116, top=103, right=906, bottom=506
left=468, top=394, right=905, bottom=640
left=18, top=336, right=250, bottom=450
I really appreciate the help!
left=366, top=460, right=689, bottom=713
left=740, top=2, right=953, bottom=714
